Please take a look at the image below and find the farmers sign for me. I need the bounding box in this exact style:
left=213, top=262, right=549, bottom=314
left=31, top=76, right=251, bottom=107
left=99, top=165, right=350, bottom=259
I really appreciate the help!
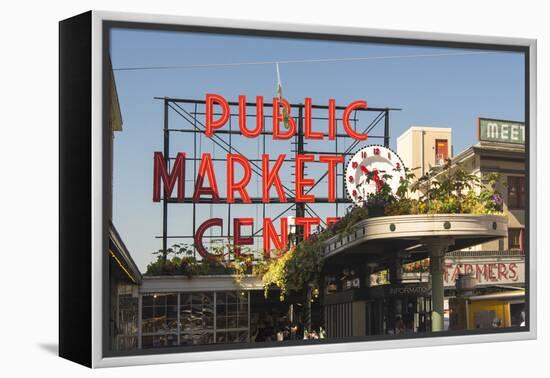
left=443, top=259, right=525, bottom=287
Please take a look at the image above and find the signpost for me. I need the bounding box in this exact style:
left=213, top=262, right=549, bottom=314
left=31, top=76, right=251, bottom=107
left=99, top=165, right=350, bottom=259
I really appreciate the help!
left=478, top=118, right=525, bottom=145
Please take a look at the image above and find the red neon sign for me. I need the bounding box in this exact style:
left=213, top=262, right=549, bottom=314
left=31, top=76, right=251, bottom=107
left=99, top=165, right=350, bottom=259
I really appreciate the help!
left=155, top=93, right=370, bottom=259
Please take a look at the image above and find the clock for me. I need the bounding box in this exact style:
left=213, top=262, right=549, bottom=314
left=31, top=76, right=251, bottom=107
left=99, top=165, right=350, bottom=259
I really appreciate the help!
left=345, top=145, right=405, bottom=206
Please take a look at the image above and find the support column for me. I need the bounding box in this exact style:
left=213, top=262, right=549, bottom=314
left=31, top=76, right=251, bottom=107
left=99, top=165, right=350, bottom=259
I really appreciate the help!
left=426, top=239, right=453, bottom=332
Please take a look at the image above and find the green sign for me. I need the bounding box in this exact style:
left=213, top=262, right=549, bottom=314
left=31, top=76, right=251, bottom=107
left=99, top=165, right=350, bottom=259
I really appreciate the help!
left=478, top=118, right=525, bottom=145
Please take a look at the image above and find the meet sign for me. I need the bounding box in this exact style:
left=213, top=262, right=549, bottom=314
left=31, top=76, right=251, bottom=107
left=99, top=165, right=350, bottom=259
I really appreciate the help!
left=478, top=117, right=525, bottom=145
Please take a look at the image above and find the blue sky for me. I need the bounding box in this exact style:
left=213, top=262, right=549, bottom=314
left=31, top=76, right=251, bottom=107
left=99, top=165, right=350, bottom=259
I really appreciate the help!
left=110, top=28, right=525, bottom=271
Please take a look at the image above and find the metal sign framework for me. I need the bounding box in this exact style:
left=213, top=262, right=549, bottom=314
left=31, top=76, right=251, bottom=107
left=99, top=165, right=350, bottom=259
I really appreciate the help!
left=155, top=96, right=400, bottom=259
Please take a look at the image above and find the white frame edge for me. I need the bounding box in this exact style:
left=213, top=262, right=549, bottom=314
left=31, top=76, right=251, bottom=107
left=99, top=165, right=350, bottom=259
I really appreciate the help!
left=90, top=10, right=537, bottom=368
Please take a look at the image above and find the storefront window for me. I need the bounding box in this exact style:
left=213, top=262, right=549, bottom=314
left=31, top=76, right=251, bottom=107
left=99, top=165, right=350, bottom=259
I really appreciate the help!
left=180, top=292, right=214, bottom=346
left=141, top=293, right=178, bottom=348
left=507, top=176, right=525, bottom=209
left=215, top=291, right=249, bottom=344
left=141, top=291, right=249, bottom=348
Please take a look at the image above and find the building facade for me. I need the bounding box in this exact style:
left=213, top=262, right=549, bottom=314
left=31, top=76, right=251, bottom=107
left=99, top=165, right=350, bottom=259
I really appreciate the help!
left=397, top=126, right=452, bottom=178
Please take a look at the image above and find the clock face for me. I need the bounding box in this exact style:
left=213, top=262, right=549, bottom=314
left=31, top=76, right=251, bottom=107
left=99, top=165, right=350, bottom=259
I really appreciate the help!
left=345, top=145, right=405, bottom=206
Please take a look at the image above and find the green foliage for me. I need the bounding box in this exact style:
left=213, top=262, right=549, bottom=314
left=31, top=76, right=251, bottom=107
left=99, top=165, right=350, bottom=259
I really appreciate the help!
left=385, top=160, right=504, bottom=216
left=144, top=241, right=254, bottom=281
left=254, top=230, right=335, bottom=301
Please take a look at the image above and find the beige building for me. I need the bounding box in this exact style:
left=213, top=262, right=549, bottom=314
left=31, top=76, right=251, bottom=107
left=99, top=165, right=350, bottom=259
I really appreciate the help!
left=449, top=141, right=525, bottom=252
left=397, top=126, right=452, bottom=178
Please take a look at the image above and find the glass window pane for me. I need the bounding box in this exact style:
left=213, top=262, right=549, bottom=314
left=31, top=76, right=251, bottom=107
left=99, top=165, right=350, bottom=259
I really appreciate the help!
left=153, top=317, right=166, bottom=333
left=239, top=292, right=248, bottom=305
left=205, top=315, right=214, bottom=330
left=154, top=306, right=166, bottom=317
left=227, top=315, right=237, bottom=329
left=216, top=315, right=226, bottom=329
left=167, top=305, right=177, bottom=319
left=167, top=319, right=178, bottom=333
left=153, top=295, right=166, bottom=307
left=142, top=306, right=153, bottom=320
left=181, top=293, right=191, bottom=306
left=226, top=291, right=237, bottom=304
left=142, top=319, right=154, bottom=334
left=142, top=295, right=153, bottom=307
left=217, top=292, right=226, bottom=305
left=192, top=294, right=203, bottom=305
left=167, top=294, right=177, bottom=306
left=227, top=304, right=237, bottom=316
left=238, top=315, right=248, bottom=329
left=203, top=293, right=214, bottom=306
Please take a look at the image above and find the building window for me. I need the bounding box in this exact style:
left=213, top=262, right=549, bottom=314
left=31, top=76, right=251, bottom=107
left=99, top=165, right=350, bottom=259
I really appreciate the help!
left=508, top=176, right=525, bottom=209
left=141, top=291, right=249, bottom=348
left=435, top=139, right=449, bottom=165
left=141, top=293, right=178, bottom=348
left=180, top=292, right=214, bottom=345
left=508, top=228, right=524, bottom=251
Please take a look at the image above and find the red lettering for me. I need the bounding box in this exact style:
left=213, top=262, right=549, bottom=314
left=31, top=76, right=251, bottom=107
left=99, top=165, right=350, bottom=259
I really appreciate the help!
left=153, top=152, right=186, bottom=203
left=488, top=264, right=497, bottom=281
left=319, top=155, right=344, bottom=202
left=476, top=264, right=486, bottom=282
left=328, top=99, right=337, bottom=140
left=304, top=97, right=323, bottom=140
left=227, top=154, right=252, bottom=203
left=509, top=263, right=518, bottom=281
left=192, top=153, right=220, bottom=202
left=262, top=154, right=287, bottom=203
left=498, top=263, right=508, bottom=280
left=233, top=218, right=254, bottom=257
left=295, top=154, right=315, bottom=203
left=194, top=218, right=223, bottom=262
left=205, top=94, right=230, bottom=137
left=239, top=95, right=264, bottom=138
left=343, top=100, right=368, bottom=140
left=272, top=98, right=296, bottom=139
left=263, top=217, right=288, bottom=258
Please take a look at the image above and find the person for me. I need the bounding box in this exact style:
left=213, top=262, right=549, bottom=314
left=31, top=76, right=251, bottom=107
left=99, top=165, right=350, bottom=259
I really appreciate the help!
left=492, top=317, right=502, bottom=328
